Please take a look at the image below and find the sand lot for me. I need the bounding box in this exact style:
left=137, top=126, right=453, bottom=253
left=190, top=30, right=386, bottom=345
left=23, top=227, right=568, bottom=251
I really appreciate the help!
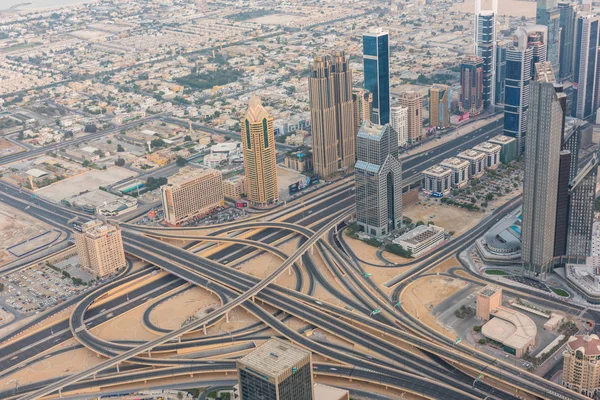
left=0, top=202, right=52, bottom=265
left=404, top=200, right=480, bottom=237
left=35, top=167, right=137, bottom=202
left=400, top=276, right=469, bottom=339
left=148, top=286, right=220, bottom=331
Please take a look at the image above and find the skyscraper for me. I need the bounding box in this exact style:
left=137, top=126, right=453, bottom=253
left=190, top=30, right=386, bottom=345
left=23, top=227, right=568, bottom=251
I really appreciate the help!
left=474, top=0, right=497, bottom=109
left=503, top=28, right=533, bottom=153
left=521, top=74, right=565, bottom=278
left=429, top=84, right=451, bottom=129
left=566, top=152, right=599, bottom=257
left=363, top=30, right=390, bottom=125
left=525, top=26, right=548, bottom=76
left=558, top=2, right=577, bottom=80
left=495, top=41, right=507, bottom=105
left=573, top=14, right=600, bottom=120
left=536, top=0, right=561, bottom=74
left=562, top=334, right=600, bottom=398
left=236, top=338, right=314, bottom=400
left=352, top=89, right=373, bottom=135
left=241, top=96, right=279, bottom=207
left=398, top=91, right=423, bottom=143
left=553, top=150, right=571, bottom=257
left=459, top=56, right=484, bottom=116
left=390, top=104, right=408, bottom=147
left=308, top=52, right=355, bottom=179
left=74, top=220, right=126, bottom=278
left=355, top=122, right=402, bottom=237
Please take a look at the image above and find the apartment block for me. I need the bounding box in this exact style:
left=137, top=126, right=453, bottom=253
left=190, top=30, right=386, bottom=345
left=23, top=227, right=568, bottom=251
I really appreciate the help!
left=75, top=220, right=126, bottom=278
left=473, top=141, right=502, bottom=169
left=440, top=157, right=470, bottom=188
left=457, top=149, right=486, bottom=179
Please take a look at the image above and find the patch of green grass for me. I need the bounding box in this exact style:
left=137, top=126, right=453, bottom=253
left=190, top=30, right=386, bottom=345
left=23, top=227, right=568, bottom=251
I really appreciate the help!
left=550, top=287, right=569, bottom=297
left=484, top=269, right=510, bottom=276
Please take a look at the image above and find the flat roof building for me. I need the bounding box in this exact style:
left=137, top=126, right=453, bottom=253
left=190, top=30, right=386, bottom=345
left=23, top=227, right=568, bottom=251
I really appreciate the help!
left=476, top=285, right=503, bottom=321
left=458, top=149, right=486, bottom=179
left=74, top=220, right=126, bottom=278
left=223, top=175, right=246, bottom=200
left=237, top=338, right=313, bottom=400
left=314, top=384, right=349, bottom=400
left=393, top=225, right=445, bottom=257
left=423, top=165, right=453, bottom=196
left=481, top=306, right=537, bottom=357
left=440, top=157, right=470, bottom=188
left=473, top=141, right=502, bottom=169
left=161, top=167, right=224, bottom=226
left=489, top=134, right=518, bottom=164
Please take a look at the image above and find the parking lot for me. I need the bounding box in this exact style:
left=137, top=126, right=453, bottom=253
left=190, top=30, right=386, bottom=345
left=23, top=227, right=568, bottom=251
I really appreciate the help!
left=0, top=256, right=94, bottom=315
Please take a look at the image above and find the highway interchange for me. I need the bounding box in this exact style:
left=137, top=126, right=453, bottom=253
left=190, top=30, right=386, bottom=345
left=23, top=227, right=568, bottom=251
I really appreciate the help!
left=0, top=117, right=590, bottom=400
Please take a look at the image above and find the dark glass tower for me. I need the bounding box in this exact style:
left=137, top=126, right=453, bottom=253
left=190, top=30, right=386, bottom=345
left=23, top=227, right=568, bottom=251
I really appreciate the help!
left=537, top=0, right=561, bottom=74
left=558, top=2, right=577, bottom=80
left=495, top=41, right=507, bottom=105
left=363, top=30, right=390, bottom=125
left=573, top=15, right=600, bottom=120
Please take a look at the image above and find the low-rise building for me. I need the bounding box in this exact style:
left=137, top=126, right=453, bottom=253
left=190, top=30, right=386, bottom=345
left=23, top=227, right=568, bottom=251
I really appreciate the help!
left=473, top=142, right=502, bottom=169
left=562, top=334, right=600, bottom=397
left=284, top=151, right=312, bottom=173
left=476, top=285, right=503, bottom=321
left=440, top=157, right=470, bottom=188
left=457, top=149, right=486, bottom=179
left=393, top=225, right=445, bottom=257
left=161, top=167, right=224, bottom=226
left=285, top=133, right=305, bottom=147
left=423, top=165, right=453, bottom=196
left=211, top=142, right=241, bottom=159
left=74, top=220, right=126, bottom=278
left=480, top=306, right=537, bottom=358
left=203, top=153, right=228, bottom=168
left=223, top=175, right=246, bottom=199
left=489, top=135, right=518, bottom=164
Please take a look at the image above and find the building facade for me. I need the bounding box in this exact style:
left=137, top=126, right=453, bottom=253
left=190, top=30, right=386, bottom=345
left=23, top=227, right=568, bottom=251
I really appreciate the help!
left=567, top=152, right=599, bottom=257
left=393, top=225, right=445, bottom=257
left=573, top=14, right=600, bottom=120
left=489, top=134, right=518, bottom=164
left=309, top=52, right=355, bottom=179
left=74, top=220, right=126, bottom=278
left=352, top=89, right=373, bottom=134
left=423, top=165, right=453, bottom=196
left=398, top=91, right=423, bottom=143
left=363, top=30, right=390, bottom=125
left=440, top=157, right=470, bottom=189
left=475, top=0, right=497, bottom=109
left=562, top=334, right=600, bottom=398
left=504, top=28, right=533, bottom=153
left=473, top=142, right=502, bottom=169
left=390, top=104, right=408, bottom=147
left=429, top=84, right=451, bottom=129
left=241, top=96, right=279, bottom=207
left=161, top=167, right=225, bottom=225
left=476, top=285, right=502, bottom=321
left=458, top=149, right=486, bottom=179
left=459, top=56, right=484, bottom=116
left=237, top=338, right=314, bottom=400
left=536, top=0, right=560, bottom=74
left=558, top=2, right=577, bottom=80
left=223, top=175, right=246, bottom=200
left=522, top=78, right=565, bottom=278
left=495, top=41, right=507, bottom=105
left=355, top=122, right=402, bottom=238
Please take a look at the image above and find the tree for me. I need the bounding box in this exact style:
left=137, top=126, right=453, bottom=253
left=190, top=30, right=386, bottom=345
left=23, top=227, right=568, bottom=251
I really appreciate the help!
left=116, top=144, right=125, bottom=152
left=183, top=135, right=192, bottom=142
left=416, top=220, right=425, bottom=226
left=486, top=193, right=494, bottom=201
left=473, top=325, right=481, bottom=332
left=84, top=124, right=97, bottom=133
left=176, top=156, right=187, bottom=167
left=115, top=157, right=125, bottom=167
left=478, top=338, right=487, bottom=345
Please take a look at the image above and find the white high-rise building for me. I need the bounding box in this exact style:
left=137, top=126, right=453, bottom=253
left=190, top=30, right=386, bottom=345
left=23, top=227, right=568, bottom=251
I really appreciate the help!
left=390, top=104, right=408, bottom=147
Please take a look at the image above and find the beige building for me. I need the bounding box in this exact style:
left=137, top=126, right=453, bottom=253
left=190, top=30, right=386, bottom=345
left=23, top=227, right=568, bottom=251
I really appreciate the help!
left=223, top=175, right=246, bottom=199
left=476, top=285, right=502, bottom=321
left=161, top=167, right=224, bottom=225
left=398, top=91, right=423, bottom=143
left=458, top=149, right=486, bottom=179
left=473, top=141, right=502, bottom=169
left=481, top=306, right=537, bottom=358
left=75, top=220, right=126, bottom=278
left=440, top=157, right=470, bottom=188
left=563, top=334, right=600, bottom=397
left=429, top=84, right=451, bottom=129
left=423, top=165, right=453, bottom=195
left=309, top=52, right=355, bottom=179
left=352, top=88, right=373, bottom=134
left=241, top=96, right=279, bottom=207
left=284, top=151, right=312, bottom=173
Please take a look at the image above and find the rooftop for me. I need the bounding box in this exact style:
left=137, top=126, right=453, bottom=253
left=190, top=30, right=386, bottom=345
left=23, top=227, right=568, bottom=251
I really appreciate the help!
left=424, top=165, right=452, bottom=177
left=479, top=285, right=501, bottom=298
left=314, top=383, right=349, bottom=400
left=482, top=306, right=537, bottom=350
left=567, top=335, right=600, bottom=356
left=357, top=121, right=386, bottom=139
left=166, top=167, right=221, bottom=188
left=473, top=142, right=502, bottom=152
left=441, top=157, right=469, bottom=168
left=396, top=225, right=444, bottom=245
left=458, top=149, right=485, bottom=159
left=238, top=338, right=310, bottom=379
left=489, top=135, right=516, bottom=145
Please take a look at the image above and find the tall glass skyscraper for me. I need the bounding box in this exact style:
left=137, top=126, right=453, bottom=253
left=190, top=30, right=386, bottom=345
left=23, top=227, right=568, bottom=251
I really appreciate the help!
left=363, top=30, right=390, bottom=125
left=536, top=0, right=561, bottom=74
left=573, top=14, right=600, bottom=120
left=522, top=69, right=565, bottom=279
left=475, top=0, right=497, bottom=109
left=459, top=56, right=484, bottom=116
left=503, top=28, right=533, bottom=153
left=558, top=2, right=577, bottom=80
left=494, top=41, right=507, bottom=105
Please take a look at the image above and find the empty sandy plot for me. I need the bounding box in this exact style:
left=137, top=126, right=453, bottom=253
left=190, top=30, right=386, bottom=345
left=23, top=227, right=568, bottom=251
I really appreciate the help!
left=404, top=201, right=480, bottom=237
left=0, top=202, right=51, bottom=265
left=451, top=0, right=535, bottom=18
left=148, top=286, right=220, bottom=331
